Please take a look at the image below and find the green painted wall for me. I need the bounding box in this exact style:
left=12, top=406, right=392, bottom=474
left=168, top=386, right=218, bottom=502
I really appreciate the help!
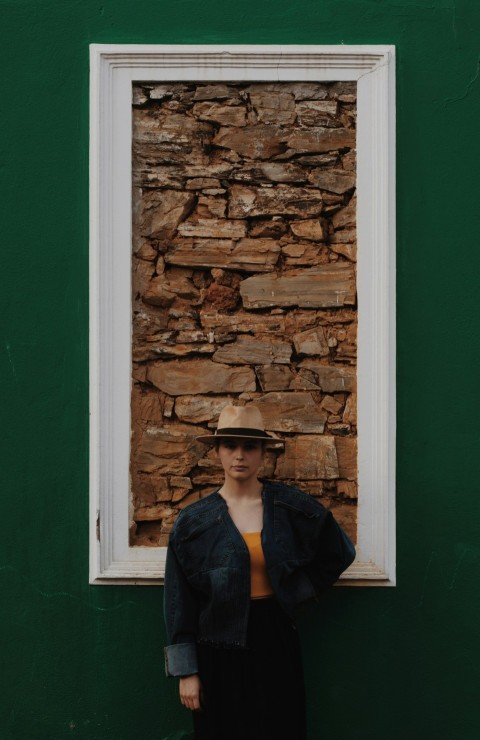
left=1, top=1, right=479, bottom=738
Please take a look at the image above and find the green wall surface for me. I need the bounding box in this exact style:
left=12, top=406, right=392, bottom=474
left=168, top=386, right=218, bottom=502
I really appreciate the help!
left=1, top=1, right=480, bottom=738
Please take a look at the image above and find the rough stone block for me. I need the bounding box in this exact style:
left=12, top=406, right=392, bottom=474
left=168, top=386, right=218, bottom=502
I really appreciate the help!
left=193, top=101, right=247, bottom=127
left=297, top=362, right=356, bottom=392
left=143, top=275, right=199, bottom=307
left=320, top=395, right=343, bottom=416
left=281, top=242, right=325, bottom=267
left=335, top=437, right=357, bottom=480
left=131, top=387, right=165, bottom=425
left=296, top=100, right=338, bottom=126
left=248, top=217, right=287, bottom=238
left=343, top=392, right=357, bottom=425
left=134, top=505, right=175, bottom=522
left=139, top=189, right=196, bottom=241
left=175, top=491, right=202, bottom=509
left=249, top=91, right=296, bottom=125
left=308, top=169, right=356, bottom=194
left=331, top=228, right=356, bottom=244
left=326, top=502, right=357, bottom=542
left=137, top=423, right=205, bottom=475
left=332, top=197, right=356, bottom=229
left=329, top=242, right=356, bottom=261
left=276, top=436, right=339, bottom=479
left=255, top=365, right=295, bottom=391
left=289, top=219, right=327, bottom=241
left=293, top=327, right=329, bottom=357
left=336, top=480, right=358, bottom=499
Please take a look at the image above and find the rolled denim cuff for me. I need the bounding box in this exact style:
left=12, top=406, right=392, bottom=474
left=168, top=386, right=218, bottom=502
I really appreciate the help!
left=164, top=642, right=198, bottom=678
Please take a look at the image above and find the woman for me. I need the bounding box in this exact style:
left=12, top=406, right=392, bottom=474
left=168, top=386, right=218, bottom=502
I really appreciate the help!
left=164, top=404, right=355, bottom=740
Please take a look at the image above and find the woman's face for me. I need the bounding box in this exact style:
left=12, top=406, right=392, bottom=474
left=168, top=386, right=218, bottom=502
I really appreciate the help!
left=216, top=438, right=264, bottom=483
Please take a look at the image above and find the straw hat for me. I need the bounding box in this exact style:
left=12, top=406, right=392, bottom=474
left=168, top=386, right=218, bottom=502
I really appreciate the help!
left=196, top=404, right=283, bottom=446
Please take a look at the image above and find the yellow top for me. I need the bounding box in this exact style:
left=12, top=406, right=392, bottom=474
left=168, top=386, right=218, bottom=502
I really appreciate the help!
left=241, top=531, right=274, bottom=599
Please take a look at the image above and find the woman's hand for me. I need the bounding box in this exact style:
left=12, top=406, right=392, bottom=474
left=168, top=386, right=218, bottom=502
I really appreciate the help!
left=179, top=674, right=204, bottom=711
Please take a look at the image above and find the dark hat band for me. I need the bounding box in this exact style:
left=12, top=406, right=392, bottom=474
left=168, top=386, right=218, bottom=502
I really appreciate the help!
left=214, top=427, right=271, bottom=439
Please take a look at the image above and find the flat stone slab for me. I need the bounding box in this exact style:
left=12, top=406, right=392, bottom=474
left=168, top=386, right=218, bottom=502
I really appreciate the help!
left=174, top=395, right=232, bottom=423
left=287, top=127, right=355, bottom=153
left=240, top=264, right=356, bottom=308
left=231, top=162, right=307, bottom=184
left=193, top=84, right=242, bottom=101
left=246, top=82, right=329, bottom=101
left=177, top=218, right=247, bottom=239
left=229, top=184, right=323, bottom=218
left=192, top=101, right=247, bottom=127
left=213, top=125, right=287, bottom=160
left=201, top=310, right=286, bottom=335
left=133, top=111, right=213, bottom=145
left=213, top=336, right=292, bottom=365
left=165, top=238, right=280, bottom=272
left=147, top=359, right=256, bottom=395
left=255, top=392, right=327, bottom=434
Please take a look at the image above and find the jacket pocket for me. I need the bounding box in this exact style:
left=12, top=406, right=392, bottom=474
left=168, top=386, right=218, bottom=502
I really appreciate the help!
left=177, top=514, right=235, bottom=577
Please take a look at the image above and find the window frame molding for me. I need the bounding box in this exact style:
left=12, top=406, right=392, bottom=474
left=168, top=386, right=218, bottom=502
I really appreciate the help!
left=89, top=44, right=396, bottom=585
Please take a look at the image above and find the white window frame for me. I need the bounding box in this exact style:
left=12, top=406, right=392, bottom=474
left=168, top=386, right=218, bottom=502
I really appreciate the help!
left=89, top=44, right=396, bottom=585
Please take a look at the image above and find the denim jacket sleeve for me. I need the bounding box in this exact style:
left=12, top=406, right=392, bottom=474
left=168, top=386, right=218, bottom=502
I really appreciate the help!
left=305, top=507, right=356, bottom=593
left=163, top=535, right=199, bottom=678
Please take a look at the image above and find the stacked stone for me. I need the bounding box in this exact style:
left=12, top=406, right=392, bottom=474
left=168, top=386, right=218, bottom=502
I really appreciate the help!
left=130, top=81, right=358, bottom=547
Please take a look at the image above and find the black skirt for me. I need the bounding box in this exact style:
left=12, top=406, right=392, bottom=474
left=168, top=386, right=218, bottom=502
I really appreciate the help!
left=193, top=598, right=306, bottom=740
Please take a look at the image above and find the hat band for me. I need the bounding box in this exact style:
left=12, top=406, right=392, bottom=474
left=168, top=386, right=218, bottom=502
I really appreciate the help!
left=215, top=427, right=270, bottom=438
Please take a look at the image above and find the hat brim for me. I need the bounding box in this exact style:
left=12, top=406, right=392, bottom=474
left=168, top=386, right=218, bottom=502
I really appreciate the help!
left=197, top=429, right=284, bottom=447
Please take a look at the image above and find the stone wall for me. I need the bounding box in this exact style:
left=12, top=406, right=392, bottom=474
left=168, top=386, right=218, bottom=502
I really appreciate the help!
left=130, top=81, right=357, bottom=547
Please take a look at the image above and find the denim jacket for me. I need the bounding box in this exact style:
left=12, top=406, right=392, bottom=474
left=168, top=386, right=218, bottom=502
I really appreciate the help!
left=163, top=480, right=355, bottom=677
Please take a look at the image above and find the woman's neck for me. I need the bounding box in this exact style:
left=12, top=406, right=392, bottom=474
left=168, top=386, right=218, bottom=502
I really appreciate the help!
left=219, top=478, right=263, bottom=502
